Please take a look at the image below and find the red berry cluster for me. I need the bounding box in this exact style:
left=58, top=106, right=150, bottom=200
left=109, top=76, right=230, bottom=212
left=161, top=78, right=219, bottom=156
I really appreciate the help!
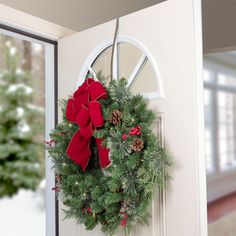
left=45, top=139, right=56, bottom=147
left=82, top=207, right=93, bottom=214
left=52, top=175, right=61, bottom=192
left=129, top=125, right=141, bottom=136
left=120, top=211, right=129, bottom=227
left=51, top=186, right=60, bottom=192
left=122, top=125, right=142, bottom=141
left=121, top=133, right=128, bottom=140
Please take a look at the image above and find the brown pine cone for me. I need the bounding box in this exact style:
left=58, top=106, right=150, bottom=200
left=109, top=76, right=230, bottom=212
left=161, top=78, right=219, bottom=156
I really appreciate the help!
left=56, top=174, right=62, bottom=183
left=131, top=138, right=144, bottom=152
left=108, top=109, right=122, bottom=125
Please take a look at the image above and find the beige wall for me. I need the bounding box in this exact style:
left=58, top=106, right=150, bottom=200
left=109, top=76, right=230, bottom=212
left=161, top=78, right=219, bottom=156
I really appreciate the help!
left=0, top=0, right=164, bottom=32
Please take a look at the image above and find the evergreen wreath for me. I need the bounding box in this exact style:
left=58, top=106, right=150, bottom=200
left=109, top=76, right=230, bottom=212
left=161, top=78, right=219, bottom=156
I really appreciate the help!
left=47, top=73, right=172, bottom=235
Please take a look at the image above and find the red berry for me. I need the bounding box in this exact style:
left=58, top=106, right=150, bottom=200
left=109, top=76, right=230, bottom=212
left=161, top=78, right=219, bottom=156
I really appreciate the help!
left=122, top=134, right=127, bottom=140
left=44, top=141, right=50, bottom=145
left=129, top=127, right=138, bottom=136
left=51, top=186, right=60, bottom=192
left=124, top=214, right=129, bottom=219
left=87, top=208, right=92, bottom=213
left=120, top=219, right=127, bottom=227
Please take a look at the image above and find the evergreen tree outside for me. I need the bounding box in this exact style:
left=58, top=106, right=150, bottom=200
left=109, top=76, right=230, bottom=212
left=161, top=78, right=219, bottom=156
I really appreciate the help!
left=0, top=40, right=44, bottom=197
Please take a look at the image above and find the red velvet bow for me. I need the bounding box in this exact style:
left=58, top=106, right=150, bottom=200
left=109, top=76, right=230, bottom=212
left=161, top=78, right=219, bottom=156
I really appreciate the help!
left=65, top=78, right=110, bottom=171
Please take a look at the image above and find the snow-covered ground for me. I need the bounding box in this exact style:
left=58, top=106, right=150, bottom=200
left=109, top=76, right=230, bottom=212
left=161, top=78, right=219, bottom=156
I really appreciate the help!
left=0, top=184, right=45, bottom=236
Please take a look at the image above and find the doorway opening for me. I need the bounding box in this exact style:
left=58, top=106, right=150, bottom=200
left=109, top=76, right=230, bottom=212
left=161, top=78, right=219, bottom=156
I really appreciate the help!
left=203, top=51, right=236, bottom=236
left=0, top=25, right=57, bottom=236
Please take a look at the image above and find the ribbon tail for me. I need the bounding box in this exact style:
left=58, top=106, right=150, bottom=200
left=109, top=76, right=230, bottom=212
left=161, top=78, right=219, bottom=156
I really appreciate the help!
left=96, top=138, right=111, bottom=169
left=66, top=130, right=91, bottom=171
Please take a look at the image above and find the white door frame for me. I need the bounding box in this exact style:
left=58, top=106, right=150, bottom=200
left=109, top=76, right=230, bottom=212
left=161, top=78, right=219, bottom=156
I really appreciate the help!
left=192, top=0, right=208, bottom=235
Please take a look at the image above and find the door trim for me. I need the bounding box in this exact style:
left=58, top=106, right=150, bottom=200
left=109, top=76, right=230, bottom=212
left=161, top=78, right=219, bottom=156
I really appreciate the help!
left=192, top=0, right=208, bottom=235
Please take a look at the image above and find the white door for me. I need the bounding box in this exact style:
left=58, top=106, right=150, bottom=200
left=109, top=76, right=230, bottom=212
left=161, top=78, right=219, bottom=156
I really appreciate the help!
left=57, top=0, right=207, bottom=235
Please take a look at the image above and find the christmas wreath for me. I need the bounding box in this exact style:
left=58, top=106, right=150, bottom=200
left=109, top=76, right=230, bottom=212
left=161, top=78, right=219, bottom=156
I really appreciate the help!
left=47, top=73, right=172, bottom=235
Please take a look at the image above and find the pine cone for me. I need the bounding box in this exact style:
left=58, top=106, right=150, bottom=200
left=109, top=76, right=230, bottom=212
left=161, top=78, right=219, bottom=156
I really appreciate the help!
left=56, top=174, right=61, bottom=183
left=108, top=109, right=122, bottom=125
left=131, top=138, right=144, bottom=152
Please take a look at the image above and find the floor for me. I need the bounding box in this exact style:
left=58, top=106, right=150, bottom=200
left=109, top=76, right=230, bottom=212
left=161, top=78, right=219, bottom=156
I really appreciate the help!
left=208, top=211, right=236, bottom=236
left=208, top=191, right=236, bottom=223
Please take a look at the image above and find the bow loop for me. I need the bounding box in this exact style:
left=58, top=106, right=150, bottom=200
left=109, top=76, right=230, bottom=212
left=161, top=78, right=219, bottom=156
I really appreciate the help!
left=88, top=81, right=107, bottom=101
left=73, top=93, right=89, bottom=113
left=66, top=99, right=77, bottom=123
left=73, top=78, right=94, bottom=98
left=88, top=101, right=104, bottom=127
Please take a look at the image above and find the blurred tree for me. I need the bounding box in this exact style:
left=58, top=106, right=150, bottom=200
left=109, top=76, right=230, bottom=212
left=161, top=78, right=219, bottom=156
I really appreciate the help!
left=22, top=41, right=32, bottom=71
left=0, top=40, right=43, bottom=197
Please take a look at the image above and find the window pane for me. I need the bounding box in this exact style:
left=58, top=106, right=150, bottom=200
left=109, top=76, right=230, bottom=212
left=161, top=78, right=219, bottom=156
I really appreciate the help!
left=203, top=68, right=215, bottom=83
left=92, top=46, right=112, bottom=80
left=118, top=42, right=142, bottom=79
left=129, top=60, right=159, bottom=94
left=204, top=89, right=214, bottom=173
left=218, top=92, right=234, bottom=108
left=90, top=42, right=160, bottom=96
left=218, top=73, right=236, bottom=87
left=217, top=91, right=236, bottom=170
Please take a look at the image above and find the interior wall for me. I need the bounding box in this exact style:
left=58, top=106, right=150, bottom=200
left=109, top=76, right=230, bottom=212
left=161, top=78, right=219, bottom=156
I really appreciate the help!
left=0, top=0, right=164, bottom=32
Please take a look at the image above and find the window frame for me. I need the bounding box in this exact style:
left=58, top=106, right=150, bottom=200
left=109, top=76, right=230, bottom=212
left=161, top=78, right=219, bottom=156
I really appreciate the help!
left=78, top=35, right=164, bottom=99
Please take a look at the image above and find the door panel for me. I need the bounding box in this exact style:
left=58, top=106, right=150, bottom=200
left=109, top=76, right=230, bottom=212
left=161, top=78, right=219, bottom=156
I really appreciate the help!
left=58, top=0, right=206, bottom=235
